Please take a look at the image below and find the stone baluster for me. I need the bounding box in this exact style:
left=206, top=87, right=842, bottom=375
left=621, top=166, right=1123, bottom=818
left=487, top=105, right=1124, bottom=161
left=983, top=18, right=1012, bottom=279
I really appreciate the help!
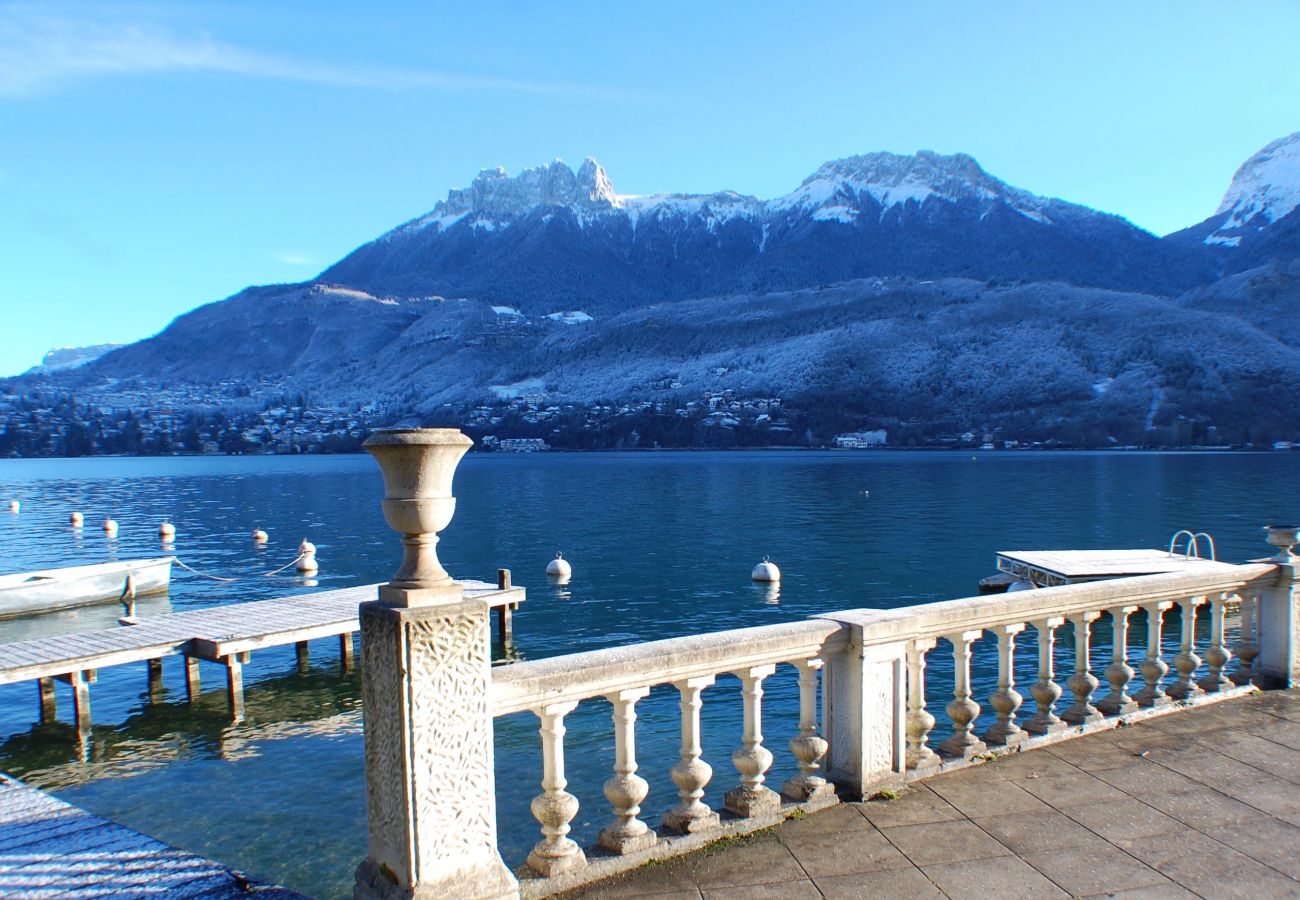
left=726, top=664, right=780, bottom=816
left=1167, top=596, right=1206, bottom=700
left=598, top=687, right=656, bottom=854
left=1231, top=593, right=1260, bottom=686
left=939, top=630, right=987, bottom=758
left=984, top=624, right=1027, bottom=746
left=783, top=658, right=835, bottom=801
left=527, top=701, right=586, bottom=876
left=1062, top=612, right=1103, bottom=725
left=1135, top=601, right=1174, bottom=707
left=1098, top=605, right=1139, bottom=715
left=1198, top=592, right=1234, bottom=693
left=1024, top=617, right=1066, bottom=734
left=663, top=675, right=721, bottom=833
left=904, top=638, right=942, bottom=771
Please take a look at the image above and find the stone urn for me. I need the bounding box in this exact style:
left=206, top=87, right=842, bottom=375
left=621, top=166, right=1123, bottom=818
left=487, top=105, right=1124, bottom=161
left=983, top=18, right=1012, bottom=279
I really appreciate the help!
left=363, top=427, right=473, bottom=606
left=1264, top=524, right=1300, bottom=562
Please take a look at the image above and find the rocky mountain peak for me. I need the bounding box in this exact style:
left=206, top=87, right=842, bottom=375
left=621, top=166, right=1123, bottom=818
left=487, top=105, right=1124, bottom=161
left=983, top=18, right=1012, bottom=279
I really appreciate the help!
left=1207, top=131, right=1300, bottom=246
left=432, top=157, right=621, bottom=223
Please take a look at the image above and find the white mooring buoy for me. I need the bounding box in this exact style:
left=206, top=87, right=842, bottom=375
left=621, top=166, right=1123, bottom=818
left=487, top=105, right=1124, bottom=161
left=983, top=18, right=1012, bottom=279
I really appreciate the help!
left=546, top=551, right=572, bottom=578
left=159, top=521, right=176, bottom=539
left=70, top=511, right=84, bottom=527
left=751, top=556, right=781, bottom=583
left=103, top=517, right=119, bottom=535
left=296, top=538, right=319, bottom=573
left=253, top=528, right=269, bottom=544
left=7, top=500, right=19, bottom=514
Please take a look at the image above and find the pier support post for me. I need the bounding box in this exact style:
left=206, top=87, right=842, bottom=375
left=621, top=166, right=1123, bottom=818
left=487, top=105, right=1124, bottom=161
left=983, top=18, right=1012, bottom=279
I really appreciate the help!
left=355, top=427, right=516, bottom=900
left=496, top=569, right=513, bottom=643
left=37, top=678, right=56, bottom=724
left=821, top=615, right=906, bottom=798
left=295, top=641, right=310, bottom=673
left=1257, top=550, right=1300, bottom=688
left=147, top=658, right=164, bottom=699
left=339, top=632, right=355, bottom=672
left=70, top=670, right=91, bottom=739
left=184, top=656, right=201, bottom=701
left=224, top=656, right=245, bottom=721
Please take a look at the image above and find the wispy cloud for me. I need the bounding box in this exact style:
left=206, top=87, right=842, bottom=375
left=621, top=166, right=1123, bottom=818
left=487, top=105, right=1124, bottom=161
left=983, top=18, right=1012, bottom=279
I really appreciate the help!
left=0, top=6, right=610, bottom=98
left=275, top=252, right=317, bottom=267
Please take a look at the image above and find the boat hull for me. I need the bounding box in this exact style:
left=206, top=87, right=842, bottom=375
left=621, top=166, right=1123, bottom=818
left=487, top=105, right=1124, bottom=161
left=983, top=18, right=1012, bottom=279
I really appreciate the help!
left=0, top=558, right=173, bottom=620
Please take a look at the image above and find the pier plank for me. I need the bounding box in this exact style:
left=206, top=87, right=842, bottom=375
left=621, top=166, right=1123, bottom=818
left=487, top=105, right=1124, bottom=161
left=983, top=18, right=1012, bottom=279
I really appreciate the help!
left=0, top=775, right=305, bottom=897
left=0, top=581, right=525, bottom=692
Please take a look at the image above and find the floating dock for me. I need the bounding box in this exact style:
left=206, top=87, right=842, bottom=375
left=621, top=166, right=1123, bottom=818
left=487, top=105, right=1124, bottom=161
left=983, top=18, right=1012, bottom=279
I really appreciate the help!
left=0, top=773, right=305, bottom=897
left=995, top=548, right=1240, bottom=587
left=0, top=576, right=523, bottom=732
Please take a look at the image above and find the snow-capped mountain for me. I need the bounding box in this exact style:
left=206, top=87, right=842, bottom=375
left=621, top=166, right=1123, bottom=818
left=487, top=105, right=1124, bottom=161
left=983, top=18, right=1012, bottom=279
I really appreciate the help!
left=1167, top=132, right=1300, bottom=268
left=321, top=151, right=1212, bottom=304
left=15, top=138, right=1300, bottom=445
left=1206, top=132, right=1300, bottom=247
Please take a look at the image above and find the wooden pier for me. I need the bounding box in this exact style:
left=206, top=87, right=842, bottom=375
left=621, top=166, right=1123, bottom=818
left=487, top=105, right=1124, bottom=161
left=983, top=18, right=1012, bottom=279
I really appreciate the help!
left=0, top=574, right=523, bottom=733
left=0, top=773, right=306, bottom=897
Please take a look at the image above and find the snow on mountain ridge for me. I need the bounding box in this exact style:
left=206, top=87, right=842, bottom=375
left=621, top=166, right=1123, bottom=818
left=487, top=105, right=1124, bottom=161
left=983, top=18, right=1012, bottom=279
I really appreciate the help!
left=1208, top=131, right=1300, bottom=245
left=396, top=149, right=1071, bottom=236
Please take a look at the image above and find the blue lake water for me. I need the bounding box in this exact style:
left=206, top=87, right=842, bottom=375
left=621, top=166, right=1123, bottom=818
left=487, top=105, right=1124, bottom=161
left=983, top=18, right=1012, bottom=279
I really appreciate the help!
left=0, top=450, right=1293, bottom=897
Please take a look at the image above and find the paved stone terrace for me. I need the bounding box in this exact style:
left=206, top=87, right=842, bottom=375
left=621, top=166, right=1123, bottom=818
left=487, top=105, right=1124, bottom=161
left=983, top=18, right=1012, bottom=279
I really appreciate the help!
left=565, top=690, right=1300, bottom=899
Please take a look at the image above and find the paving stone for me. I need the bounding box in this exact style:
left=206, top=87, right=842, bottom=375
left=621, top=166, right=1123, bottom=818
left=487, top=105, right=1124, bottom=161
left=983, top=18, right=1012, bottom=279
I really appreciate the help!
left=926, top=773, right=1053, bottom=818
left=683, top=838, right=807, bottom=890
left=1022, top=843, right=1167, bottom=896
left=921, top=855, right=1070, bottom=899
left=972, top=808, right=1111, bottom=855
left=879, top=819, right=1011, bottom=867
left=562, top=866, right=702, bottom=898
left=773, top=802, right=871, bottom=841
left=1060, top=798, right=1185, bottom=841
left=1078, top=882, right=1198, bottom=899
left=1046, top=740, right=1148, bottom=772
left=814, top=865, right=944, bottom=899
left=1202, top=810, right=1300, bottom=880
left=1090, top=761, right=1206, bottom=797
left=985, top=748, right=1085, bottom=779
left=1117, top=827, right=1300, bottom=899
left=1142, top=786, right=1275, bottom=830
left=700, top=880, right=820, bottom=899
left=1249, top=718, right=1300, bottom=751
left=855, top=786, right=964, bottom=828
left=781, top=829, right=911, bottom=878
left=1224, top=772, right=1300, bottom=826
left=1013, top=771, right=1130, bottom=808
left=1211, top=732, right=1300, bottom=782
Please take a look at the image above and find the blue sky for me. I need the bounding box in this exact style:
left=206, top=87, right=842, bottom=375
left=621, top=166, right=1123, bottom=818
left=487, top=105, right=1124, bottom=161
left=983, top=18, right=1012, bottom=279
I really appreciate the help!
left=2, top=0, right=1298, bottom=377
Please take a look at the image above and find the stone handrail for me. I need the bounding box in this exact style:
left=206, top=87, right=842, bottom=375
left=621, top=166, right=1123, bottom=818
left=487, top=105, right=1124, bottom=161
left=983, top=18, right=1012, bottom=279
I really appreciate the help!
left=491, top=619, right=845, bottom=716
left=348, top=431, right=1300, bottom=900
left=820, top=563, right=1279, bottom=646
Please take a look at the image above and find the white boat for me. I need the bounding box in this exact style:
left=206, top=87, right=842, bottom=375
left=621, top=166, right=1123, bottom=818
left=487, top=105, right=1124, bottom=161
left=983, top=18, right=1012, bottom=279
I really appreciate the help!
left=0, top=558, right=174, bottom=620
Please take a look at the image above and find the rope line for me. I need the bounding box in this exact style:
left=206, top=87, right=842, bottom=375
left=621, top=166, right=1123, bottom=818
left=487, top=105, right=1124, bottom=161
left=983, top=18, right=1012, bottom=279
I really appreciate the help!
left=173, top=553, right=306, bottom=583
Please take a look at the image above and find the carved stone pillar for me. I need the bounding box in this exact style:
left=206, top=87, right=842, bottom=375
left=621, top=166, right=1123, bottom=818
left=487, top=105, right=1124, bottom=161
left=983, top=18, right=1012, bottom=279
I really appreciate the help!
left=1256, top=530, right=1300, bottom=688
left=1098, top=606, right=1139, bottom=716
left=904, top=638, right=942, bottom=772
left=1024, top=617, right=1066, bottom=734
left=599, top=688, right=656, bottom=854
left=1062, top=612, right=1103, bottom=725
left=1198, top=593, right=1234, bottom=693
left=983, top=624, right=1027, bottom=747
left=1135, top=601, right=1173, bottom=707
left=939, top=629, right=987, bottom=759
left=783, top=658, right=834, bottom=801
left=663, top=676, right=721, bottom=833
left=1167, top=597, right=1205, bottom=700
left=726, top=664, right=781, bottom=817
left=355, top=428, right=517, bottom=900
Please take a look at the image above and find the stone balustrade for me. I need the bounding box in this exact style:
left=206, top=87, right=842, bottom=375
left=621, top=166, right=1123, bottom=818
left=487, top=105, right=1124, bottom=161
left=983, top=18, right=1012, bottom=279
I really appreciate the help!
left=351, top=429, right=1300, bottom=900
